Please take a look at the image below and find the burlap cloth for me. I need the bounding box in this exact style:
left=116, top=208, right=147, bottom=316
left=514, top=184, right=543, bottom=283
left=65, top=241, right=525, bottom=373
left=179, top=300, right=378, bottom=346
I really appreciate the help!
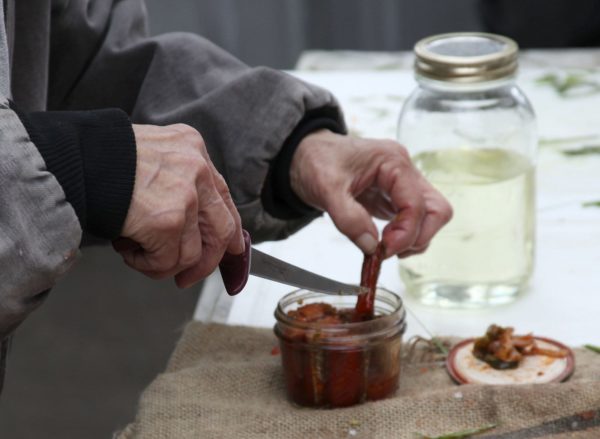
left=117, top=322, right=600, bottom=439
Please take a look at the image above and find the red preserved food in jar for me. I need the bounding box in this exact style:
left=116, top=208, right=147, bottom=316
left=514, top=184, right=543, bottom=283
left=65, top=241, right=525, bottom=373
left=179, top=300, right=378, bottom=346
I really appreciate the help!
left=274, top=288, right=406, bottom=408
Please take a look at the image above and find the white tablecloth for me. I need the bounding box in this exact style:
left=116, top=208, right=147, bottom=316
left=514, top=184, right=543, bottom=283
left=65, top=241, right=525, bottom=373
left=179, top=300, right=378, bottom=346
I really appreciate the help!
left=195, top=58, right=600, bottom=347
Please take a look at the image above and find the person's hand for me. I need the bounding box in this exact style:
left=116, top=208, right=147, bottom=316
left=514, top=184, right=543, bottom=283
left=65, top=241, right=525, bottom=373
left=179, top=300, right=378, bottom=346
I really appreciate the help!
left=290, top=130, right=452, bottom=258
left=114, top=124, right=244, bottom=288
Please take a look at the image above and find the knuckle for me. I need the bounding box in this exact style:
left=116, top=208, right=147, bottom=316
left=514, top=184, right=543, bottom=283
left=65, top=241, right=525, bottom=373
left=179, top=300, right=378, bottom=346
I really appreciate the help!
left=190, top=155, right=210, bottom=177
left=184, top=130, right=205, bottom=149
left=171, top=123, right=196, bottom=135
left=384, top=139, right=402, bottom=151
left=212, top=170, right=227, bottom=188
left=179, top=249, right=202, bottom=268
left=383, top=165, right=405, bottom=190
left=401, top=202, right=425, bottom=222
left=221, top=215, right=236, bottom=240
left=181, top=187, right=198, bottom=211
left=170, top=124, right=205, bottom=150
left=213, top=215, right=236, bottom=246
left=396, top=144, right=410, bottom=159
left=217, top=179, right=235, bottom=203
left=177, top=154, right=209, bottom=182
left=393, top=150, right=412, bottom=168
left=377, top=140, right=409, bottom=159
left=157, top=211, right=185, bottom=234
left=388, top=166, right=403, bottom=182
left=440, top=200, right=454, bottom=223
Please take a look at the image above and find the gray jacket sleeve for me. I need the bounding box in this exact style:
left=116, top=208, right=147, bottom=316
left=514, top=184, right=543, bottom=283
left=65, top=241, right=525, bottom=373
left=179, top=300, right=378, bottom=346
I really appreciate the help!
left=0, top=97, right=81, bottom=340
left=48, top=0, right=345, bottom=243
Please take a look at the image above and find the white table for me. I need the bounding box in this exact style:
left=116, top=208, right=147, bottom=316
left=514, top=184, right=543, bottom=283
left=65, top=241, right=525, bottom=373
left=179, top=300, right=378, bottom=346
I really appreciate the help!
left=195, top=54, right=600, bottom=347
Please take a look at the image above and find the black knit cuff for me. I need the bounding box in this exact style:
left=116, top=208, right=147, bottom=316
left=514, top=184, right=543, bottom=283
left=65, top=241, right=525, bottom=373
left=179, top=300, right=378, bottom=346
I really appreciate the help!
left=262, top=107, right=346, bottom=220
left=14, top=107, right=137, bottom=239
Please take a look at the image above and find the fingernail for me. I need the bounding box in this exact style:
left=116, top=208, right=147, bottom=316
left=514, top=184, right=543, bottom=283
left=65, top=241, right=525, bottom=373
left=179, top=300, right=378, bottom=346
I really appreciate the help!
left=356, top=233, right=378, bottom=254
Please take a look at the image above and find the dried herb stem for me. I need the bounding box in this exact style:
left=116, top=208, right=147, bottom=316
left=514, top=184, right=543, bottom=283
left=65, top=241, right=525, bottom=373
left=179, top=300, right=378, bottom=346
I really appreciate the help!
left=404, top=305, right=448, bottom=356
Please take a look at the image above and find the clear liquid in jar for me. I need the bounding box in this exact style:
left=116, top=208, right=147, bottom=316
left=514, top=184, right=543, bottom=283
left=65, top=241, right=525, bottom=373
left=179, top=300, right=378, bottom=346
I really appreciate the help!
left=400, top=148, right=535, bottom=308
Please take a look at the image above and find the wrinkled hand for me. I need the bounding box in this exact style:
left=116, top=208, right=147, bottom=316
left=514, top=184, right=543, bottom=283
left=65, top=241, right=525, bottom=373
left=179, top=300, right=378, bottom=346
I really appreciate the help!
left=290, top=130, right=452, bottom=258
left=114, top=124, right=244, bottom=288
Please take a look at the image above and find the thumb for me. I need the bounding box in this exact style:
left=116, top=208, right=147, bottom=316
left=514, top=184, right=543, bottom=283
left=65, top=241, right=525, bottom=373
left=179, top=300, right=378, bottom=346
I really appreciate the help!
left=327, top=193, right=379, bottom=254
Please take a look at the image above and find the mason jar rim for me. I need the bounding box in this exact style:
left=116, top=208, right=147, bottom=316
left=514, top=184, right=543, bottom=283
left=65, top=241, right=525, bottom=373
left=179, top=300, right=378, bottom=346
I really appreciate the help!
left=274, top=287, right=406, bottom=344
left=414, top=32, right=518, bottom=84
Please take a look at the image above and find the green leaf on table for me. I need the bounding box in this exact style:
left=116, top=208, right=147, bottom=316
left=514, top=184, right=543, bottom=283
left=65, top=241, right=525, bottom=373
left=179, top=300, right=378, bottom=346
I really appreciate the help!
left=539, top=134, right=599, bottom=146
left=585, top=344, right=600, bottom=354
left=561, top=145, right=600, bottom=156
left=415, top=423, right=497, bottom=439
left=582, top=201, right=600, bottom=208
left=535, top=72, right=600, bottom=97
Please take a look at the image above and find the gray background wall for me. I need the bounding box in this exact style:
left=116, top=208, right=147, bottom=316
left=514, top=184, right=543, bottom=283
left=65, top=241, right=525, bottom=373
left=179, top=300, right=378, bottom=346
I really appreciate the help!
left=145, top=0, right=483, bottom=68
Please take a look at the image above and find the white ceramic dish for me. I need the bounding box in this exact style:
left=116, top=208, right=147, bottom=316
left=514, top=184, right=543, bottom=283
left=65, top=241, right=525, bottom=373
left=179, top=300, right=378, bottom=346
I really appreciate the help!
left=446, top=337, right=575, bottom=385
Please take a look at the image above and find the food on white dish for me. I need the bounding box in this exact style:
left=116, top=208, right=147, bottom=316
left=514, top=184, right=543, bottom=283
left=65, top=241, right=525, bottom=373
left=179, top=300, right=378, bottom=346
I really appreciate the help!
left=446, top=325, right=574, bottom=385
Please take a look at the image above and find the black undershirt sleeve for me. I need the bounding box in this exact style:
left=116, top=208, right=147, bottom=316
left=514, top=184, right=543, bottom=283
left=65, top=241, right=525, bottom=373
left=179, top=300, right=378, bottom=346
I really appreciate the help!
left=13, top=106, right=137, bottom=240
left=262, top=107, right=346, bottom=220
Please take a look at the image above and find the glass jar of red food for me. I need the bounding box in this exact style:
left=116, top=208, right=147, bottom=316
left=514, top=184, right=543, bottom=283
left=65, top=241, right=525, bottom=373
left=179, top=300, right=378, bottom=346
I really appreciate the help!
left=274, top=288, right=406, bottom=408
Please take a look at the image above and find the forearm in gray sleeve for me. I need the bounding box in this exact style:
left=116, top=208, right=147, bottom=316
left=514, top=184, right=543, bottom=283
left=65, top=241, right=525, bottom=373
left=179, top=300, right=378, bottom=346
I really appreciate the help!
left=47, top=0, right=345, bottom=243
left=0, top=100, right=81, bottom=340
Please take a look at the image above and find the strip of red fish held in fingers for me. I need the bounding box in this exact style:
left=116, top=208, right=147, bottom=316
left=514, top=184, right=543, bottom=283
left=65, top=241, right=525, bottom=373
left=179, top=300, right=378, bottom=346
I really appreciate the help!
left=354, top=243, right=386, bottom=321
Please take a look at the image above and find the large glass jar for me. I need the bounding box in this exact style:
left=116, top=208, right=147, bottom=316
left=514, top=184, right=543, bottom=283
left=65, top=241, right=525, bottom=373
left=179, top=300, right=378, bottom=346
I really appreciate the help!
left=397, top=33, right=537, bottom=308
left=274, top=288, right=406, bottom=408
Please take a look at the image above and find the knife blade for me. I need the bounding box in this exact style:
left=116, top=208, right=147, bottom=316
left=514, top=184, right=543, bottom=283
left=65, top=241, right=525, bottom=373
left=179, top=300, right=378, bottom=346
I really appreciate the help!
left=250, top=247, right=363, bottom=296
left=218, top=230, right=363, bottom=296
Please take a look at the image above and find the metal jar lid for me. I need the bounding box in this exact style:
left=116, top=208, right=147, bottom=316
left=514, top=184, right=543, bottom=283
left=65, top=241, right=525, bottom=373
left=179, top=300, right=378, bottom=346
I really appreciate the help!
left=414, top=32, right=518, bottom=83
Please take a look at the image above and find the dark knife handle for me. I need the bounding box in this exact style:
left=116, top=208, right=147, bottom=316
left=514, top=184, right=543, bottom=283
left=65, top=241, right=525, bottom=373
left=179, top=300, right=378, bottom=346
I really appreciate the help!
left=219, top=230, right=252, bottom=296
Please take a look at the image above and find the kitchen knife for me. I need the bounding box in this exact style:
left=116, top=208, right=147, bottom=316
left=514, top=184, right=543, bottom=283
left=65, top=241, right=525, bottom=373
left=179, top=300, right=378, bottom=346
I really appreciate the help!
left=219, top=230, right=363, bottom=296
